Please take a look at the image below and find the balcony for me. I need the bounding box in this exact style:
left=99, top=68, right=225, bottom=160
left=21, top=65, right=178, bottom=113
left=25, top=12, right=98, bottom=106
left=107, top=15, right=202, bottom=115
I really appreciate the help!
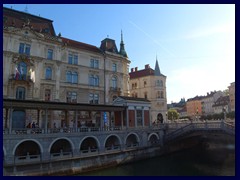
left=9, top=74, right=33, bottom=84
left=109, top=87, right=121, bottom=92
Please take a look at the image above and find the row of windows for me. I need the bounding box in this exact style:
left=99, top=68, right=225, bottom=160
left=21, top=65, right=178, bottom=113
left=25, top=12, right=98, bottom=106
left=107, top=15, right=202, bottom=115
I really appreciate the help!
left=14, top=61, right=117, bottom=88
left=16, top=87, right=100, bottom=104
left=131, top=91, right=164, bottom=99
left=131, top=80, right=164, bottom=89
left=18, top=43, right=118, bottom=71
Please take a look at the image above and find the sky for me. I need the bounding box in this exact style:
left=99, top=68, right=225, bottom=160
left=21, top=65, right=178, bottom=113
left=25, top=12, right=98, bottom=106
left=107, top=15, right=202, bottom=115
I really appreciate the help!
left=3, top=4, right=235, bottom=104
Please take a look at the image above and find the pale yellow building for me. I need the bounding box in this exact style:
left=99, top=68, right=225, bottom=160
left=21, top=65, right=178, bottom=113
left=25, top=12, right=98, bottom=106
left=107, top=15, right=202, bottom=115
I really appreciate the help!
left=129, top=60, right=167, bottom=124
left=3, top=7, right=130, bottom=128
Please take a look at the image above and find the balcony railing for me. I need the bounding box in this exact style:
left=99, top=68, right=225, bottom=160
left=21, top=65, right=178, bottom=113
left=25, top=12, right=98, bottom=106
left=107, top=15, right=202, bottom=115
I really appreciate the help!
left=109, top=87, right=121, bottom=92
left=9, top=74, right=33, bottom=82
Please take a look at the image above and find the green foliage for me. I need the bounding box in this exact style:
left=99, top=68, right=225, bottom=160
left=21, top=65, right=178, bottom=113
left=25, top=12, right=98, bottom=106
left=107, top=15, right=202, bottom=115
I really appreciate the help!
left=167, top=109, right=179, bottom=120
left=200, top=111, right=235, bottom=120
left=227, top=111, right=235, bottom=119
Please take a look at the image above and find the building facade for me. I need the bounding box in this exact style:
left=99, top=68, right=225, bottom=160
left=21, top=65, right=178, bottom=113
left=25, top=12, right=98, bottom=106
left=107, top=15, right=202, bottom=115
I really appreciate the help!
left=3, top=7, right=130, bottom=129
left=186, top=96, right=203, bottom=120
left=228, top=82, right=235, bottom=112
left=201, top=91, right=224, bottom=115
left=129, top=60, right=167, bottom=124
left=212, top=96, right=230, bottom=114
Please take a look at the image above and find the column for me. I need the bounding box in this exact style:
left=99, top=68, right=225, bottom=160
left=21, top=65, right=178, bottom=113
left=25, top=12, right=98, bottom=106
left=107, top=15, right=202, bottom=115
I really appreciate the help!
left=149, top=108, right=151, bottom=127
left=5, top=108, right=8, bottom=128
left=121, top=111, right=123, bottom=130
left=9, top=107, right=13, bottom=134
left=126, top=109, right=129, bottom=129
left=44, top=109, right=48, bottom=133
left=134, top=107, right=137, bottom=128
left=109, top=111, right=111, bottom=128
left=100, top=111, right=103, bottom=130
left=37, top=109, right=40, bottom=125
left=75, top=110, right=77, bottom=132
left=65, top=110, right=68, bottom=127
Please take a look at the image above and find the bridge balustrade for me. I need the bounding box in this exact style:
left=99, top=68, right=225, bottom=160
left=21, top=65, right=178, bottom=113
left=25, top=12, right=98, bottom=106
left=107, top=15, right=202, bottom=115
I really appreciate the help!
left=105, top=145, right=120, bottom=151
left=50, top=151, right=73, bottom=160
left=165, top=121, right=235, bottom=142
left=14, top=154, right=41, bottom=164
left=80, top=148, right=99, bottom=156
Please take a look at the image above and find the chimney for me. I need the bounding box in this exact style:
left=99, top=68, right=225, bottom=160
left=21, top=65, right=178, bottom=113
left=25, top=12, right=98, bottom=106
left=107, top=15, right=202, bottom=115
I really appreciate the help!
left=131, top=68, right=134, bottom=72
left=135, top=67, right=138, bottom=71
left=145, top=64, right=150, bottom=69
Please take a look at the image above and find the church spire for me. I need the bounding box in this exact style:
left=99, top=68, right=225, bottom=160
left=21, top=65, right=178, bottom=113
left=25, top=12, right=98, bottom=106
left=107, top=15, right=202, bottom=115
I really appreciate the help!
left=154, top=56, right=161, bottom=76
left=119, top=30, right=128, bottom=58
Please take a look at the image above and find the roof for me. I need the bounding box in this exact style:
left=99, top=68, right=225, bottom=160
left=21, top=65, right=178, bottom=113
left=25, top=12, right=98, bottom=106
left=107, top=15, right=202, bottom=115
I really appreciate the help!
left=3, top=7, right=56, bottom=36
left=187, top=96, right=205, bottom=102
left=212, top=96, right=230, bottom=107
left=129, top=68, right=155, bottom=79
left=3, top=98, right=125, bottom=111
left=100, top=38, right=119, bottom=54
left=61, top=37, right=102, bottom=53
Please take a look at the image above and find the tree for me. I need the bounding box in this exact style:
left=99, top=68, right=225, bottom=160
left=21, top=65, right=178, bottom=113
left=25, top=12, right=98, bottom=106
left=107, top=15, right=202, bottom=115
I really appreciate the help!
left=167, top=109, right=179, bottom=121
left=223, top=89, right=229, bottom=96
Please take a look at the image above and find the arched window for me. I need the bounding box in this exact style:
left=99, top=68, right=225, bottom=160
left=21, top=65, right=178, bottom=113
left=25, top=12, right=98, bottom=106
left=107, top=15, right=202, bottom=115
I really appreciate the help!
left=72, top=72, right=78, bottom=83
left=16, top=86, right=25, bottom=100
left=45, top=67, right=52, bottom=80
left=66, top=71, right=72, bottom=83
left=112, top=76, right=117, bottom=89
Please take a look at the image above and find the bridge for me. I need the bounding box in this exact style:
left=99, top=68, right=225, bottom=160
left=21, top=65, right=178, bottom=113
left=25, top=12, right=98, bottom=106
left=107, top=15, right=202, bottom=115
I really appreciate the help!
left=3, top=120, right=235, bottom=175
left=164, top=120, right=235, bottom=142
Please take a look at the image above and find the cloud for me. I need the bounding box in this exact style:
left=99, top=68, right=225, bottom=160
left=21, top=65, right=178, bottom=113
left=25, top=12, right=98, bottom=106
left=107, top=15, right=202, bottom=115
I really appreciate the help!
left=167, top=57, right=235, bottom=103
left=128, top=20, right=176, bottom=57
left=183, top=22, right=234, bottom=40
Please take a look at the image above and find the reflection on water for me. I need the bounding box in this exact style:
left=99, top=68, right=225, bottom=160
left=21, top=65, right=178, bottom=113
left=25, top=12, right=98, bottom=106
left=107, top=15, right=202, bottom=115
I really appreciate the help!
left=78, top=147, right=235, bottom=176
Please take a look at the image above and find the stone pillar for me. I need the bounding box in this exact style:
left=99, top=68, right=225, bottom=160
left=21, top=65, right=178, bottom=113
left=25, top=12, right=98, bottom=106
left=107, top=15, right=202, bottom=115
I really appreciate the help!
left=37, top=109, right=40, bottom=125
left=9, top=107, right=13, bottom=133
left=109, top=111, right=112, bottom=128
left=149, top=108, right=151, bottom=127
left=5, top=108, right=8, bottom=128
left=134, top=107, right=137, bottom=128
left=44, top=109, right=48, bottom=133
left=126, top=109, right=129, bottom=129
left=100, top=112, right=103, bottom=130
left=121, top=111, right=123, bottom=130
left=75, top=110, right=77, bottom=132
left=65, top=110, right=68, bottom=127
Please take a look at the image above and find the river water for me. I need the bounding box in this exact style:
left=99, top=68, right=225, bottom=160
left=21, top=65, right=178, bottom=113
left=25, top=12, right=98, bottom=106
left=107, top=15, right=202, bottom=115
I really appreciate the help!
left=78, top=147, right=235, bottom=176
